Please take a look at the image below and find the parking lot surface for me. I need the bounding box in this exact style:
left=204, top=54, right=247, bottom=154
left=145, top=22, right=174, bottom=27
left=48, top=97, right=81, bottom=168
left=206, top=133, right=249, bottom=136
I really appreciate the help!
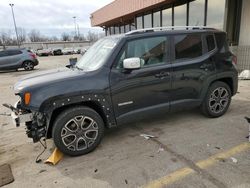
left=0, top=55, right=250, bottom=188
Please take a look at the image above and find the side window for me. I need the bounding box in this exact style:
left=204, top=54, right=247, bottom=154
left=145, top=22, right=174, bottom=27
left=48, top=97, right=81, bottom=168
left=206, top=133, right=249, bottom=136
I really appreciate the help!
left=206, top=35, right=216, bottom=52
left=0, top=51, right=8, bottom=57
left=117, top=36, right=167, bottom=68
left=174, top=34, right=203, bottom=61
left=7, top=50, right=22, bottom=56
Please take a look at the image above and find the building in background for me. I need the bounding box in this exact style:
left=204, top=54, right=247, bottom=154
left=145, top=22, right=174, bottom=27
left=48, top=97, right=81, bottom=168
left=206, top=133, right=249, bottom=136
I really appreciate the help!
left=91, top=0, right=250, bottom=71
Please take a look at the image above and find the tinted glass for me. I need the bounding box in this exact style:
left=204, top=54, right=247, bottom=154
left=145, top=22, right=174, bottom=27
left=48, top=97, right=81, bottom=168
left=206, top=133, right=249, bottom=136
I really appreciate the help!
left=153, top=11, right=161, bottom=27
left=0, top=51, right=8, bottom=57
left=144, top=13, right=152, bottom=28
left=174, top=34, right=203, bottom=60
left=206, top=35, right=215, bottom=51
left=189, top=0, right=205, bottom=26
left=120, top=26, right=125, bottom=33
left=136, top=16, right=143, bottom=29
left=162, top=8, right=172, bottom=26
left=7, top=50, right=22, bottom=56
left=117, top=37, right=167, bottom=68
left=207, top=0, right=226, bottom=30
left=215, top=33, right=229, bottom=53
left=174, top=4, right=186, bottom=26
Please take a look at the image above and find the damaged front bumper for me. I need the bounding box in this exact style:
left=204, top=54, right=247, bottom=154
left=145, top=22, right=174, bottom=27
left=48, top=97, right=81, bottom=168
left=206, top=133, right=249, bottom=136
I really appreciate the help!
left=3, top=101, right=47, bottom=143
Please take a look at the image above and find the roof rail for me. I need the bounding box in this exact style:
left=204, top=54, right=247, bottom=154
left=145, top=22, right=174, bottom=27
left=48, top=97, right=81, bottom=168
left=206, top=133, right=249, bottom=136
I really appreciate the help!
left=125, top=26, right=215, bottom=35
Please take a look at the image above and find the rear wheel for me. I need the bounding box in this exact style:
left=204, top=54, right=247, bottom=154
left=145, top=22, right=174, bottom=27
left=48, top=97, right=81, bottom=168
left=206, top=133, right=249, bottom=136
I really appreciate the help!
left=23, top=61, right=34, bottom=71
left=52, top=106, right=104, bottom=156
left=201, top=81, right=232, bottom=118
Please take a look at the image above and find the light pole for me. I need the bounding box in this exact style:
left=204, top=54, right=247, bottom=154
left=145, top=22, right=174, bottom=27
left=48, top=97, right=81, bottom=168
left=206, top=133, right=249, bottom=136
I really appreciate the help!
left=72, top=16, right=77, bottom=40
left=9, top=3, right=20, bottom=47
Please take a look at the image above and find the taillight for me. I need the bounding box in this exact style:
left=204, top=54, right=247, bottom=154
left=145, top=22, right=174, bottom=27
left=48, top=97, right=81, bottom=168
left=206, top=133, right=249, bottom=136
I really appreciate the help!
left=29, top=52, right=37, bottom=59
left=232, top=55, right=237, bottom=65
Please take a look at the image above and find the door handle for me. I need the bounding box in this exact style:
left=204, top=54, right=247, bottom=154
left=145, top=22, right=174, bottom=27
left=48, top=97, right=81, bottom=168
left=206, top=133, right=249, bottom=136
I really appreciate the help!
left=155, top=72, right=170, bottom=79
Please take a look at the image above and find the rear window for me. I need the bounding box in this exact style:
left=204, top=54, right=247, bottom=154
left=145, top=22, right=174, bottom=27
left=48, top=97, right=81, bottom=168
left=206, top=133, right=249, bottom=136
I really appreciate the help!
left=7, top=50, right=22, bottom=56
left=174, top=34, right=203, bottom=60
left=206, top=35, right=216, bottom=52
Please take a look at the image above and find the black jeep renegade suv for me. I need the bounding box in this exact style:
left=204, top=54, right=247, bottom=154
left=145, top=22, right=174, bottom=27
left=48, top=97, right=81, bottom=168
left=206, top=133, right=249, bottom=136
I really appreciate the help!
left=7, top=27, right=238, bottom=156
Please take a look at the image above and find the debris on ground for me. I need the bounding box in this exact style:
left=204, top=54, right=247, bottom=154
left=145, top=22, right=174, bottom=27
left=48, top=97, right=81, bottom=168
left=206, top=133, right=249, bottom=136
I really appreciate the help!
left=207, top=144, right=210, bottom=147
left=38, top=169, right=47, bottom=174
left=157, top=145, right=165, bottom=153
left=215, top=147, right=221, bottom=150
left=231, top=157, right=238, bottom=163
left=0, top=112, right=11, bottom=116
left=140, top=134, right=156, bottom=140
left=0, top=164, right=14, bottom=187
left=45, top=148, right=63, bottom=165
left=125, top=179, right=128, bottom=184
left=94, top=169, right=98, bottom=173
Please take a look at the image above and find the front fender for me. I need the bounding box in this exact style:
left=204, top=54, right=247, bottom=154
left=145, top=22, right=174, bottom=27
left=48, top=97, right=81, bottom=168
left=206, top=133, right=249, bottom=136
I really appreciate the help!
left=39, top=92, right=117, bottom=128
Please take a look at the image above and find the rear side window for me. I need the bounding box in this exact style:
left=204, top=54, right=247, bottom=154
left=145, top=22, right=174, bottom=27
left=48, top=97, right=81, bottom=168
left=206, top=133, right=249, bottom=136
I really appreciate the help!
left=174, top=34, right=202, bottom=60
left=215, top=33, right=229, bottom=53
left=206, top=35, right=216, bottom=52
left=7, top=50, right=22, bottom=56
left=0, top=51, right=8, bottom=57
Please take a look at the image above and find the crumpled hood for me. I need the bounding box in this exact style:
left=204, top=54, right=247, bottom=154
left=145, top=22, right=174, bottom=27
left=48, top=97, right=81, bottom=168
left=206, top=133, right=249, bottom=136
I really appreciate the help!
left=14, top=67, right=84, bottom=93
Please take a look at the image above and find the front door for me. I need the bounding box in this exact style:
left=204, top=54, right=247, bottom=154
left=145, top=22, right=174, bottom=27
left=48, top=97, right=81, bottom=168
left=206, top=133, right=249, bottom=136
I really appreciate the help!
left=109, top=36, right=172, bottom=124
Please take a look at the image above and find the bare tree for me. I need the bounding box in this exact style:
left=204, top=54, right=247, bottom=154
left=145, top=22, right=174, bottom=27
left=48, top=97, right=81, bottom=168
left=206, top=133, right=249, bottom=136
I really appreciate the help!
left=0, top=31, right=12, bottom=48
left=17, top=27, right=26, bottom=43
left=86, top=31, right=98, bottom=42
left=28, top=29, right=42, bottom=42
left=61, top=32, right=70, bottom=41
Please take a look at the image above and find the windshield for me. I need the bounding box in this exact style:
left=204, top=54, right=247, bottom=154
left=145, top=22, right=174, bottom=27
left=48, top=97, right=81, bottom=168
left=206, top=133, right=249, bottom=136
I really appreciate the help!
left=76, top=37, right=119, bottom=71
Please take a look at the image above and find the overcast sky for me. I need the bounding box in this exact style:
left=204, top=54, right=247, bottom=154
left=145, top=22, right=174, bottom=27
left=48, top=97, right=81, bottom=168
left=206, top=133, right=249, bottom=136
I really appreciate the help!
left=0, top=0, right=113, bottom=37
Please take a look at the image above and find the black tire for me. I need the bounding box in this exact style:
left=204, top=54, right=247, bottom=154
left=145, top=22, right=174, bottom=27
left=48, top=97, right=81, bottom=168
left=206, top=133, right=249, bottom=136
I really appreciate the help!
left=52, top=106, right=104, bottom=156
left=23, top=61, right=34, bottom=71
left=201, top=81, right=232, bottom=118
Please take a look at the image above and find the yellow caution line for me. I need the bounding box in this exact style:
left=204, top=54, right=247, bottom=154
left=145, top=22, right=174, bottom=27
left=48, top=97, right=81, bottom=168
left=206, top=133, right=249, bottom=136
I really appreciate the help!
left=144, top=142, right=250, bottom=188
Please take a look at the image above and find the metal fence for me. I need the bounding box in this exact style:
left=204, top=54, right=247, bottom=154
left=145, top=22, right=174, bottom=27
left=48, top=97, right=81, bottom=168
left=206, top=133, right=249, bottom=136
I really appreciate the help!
left=230, top=46, right=250, bottom=72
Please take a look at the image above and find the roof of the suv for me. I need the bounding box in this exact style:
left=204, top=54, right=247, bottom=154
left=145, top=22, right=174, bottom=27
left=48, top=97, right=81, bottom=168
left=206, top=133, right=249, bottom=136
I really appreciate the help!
left=108, top=27, right=225, bottom=40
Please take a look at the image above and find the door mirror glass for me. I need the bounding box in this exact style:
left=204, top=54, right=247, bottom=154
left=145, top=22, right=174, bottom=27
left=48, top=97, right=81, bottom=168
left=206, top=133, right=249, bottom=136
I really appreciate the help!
left=123, top=57, right=141, bottom=70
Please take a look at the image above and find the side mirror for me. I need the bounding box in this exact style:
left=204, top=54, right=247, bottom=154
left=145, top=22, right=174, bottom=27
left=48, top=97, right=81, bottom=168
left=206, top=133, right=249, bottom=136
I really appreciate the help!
left=123, top=57, right=141, bottom=70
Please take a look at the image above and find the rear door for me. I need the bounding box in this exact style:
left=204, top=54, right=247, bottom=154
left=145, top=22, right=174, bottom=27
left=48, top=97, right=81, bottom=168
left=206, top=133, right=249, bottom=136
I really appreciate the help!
left=110, top=35, right=172, bottom=124
left=170, top=32, right=217, bottom=111
left=6, top=50, right=23, bottom=67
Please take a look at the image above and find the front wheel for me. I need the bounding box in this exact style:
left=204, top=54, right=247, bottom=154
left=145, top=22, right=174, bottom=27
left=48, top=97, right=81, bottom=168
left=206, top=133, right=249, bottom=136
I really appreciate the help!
left=201, top=81, right=232, bottom=118
left=52, top=106, right=104, bottom=156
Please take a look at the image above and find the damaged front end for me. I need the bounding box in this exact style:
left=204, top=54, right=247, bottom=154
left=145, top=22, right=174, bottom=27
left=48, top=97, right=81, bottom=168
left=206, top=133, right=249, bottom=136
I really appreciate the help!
left=3, top=101, right=47, bottom=143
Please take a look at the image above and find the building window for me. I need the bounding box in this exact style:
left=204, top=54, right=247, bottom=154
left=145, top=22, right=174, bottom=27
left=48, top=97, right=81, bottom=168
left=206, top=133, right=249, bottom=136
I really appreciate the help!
left=114, top=26, right=119, bottom=34
left=144, top=13, right=152, bottom=28
left=207, top=0, right=226, bottom=30
left=174, top=4, right=187, bottom=26
left=189, top=0, right=205, bottom=26
left=110, top=26, right=114, bottom=35
left=153, top=11, right=161, bottom=27
left=136, top=16, right=143, bottom=29
left=162, top=8, right=172, bottom=26
left=120, top=25, right=125, bottom=33
left=125, top=24, right=130, bottom=33
left=174, top=34, right=203, bottom=60
left=130, top=23, right=136, bottom=30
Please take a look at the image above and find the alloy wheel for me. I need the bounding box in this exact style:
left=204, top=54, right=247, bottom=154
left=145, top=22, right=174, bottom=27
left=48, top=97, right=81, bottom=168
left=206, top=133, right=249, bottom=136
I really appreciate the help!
left=209, top=87, right=229, bottom=114
left=61, top=115, right=98, bottom=151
